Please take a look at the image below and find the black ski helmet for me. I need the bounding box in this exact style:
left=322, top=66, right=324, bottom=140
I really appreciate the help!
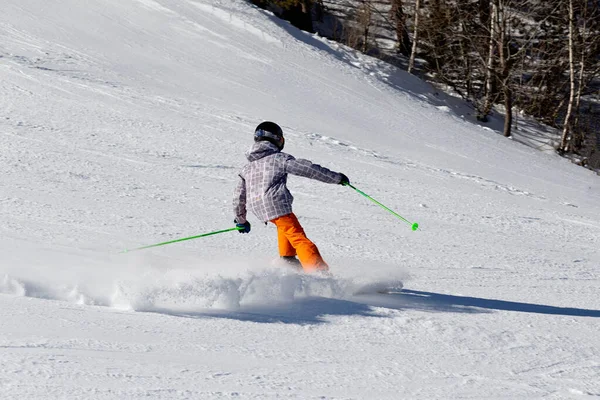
left=254, top=121, right=284, bottom=150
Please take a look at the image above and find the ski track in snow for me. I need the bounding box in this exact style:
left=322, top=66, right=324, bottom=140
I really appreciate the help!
left=1, top=0, right=599, bottom=398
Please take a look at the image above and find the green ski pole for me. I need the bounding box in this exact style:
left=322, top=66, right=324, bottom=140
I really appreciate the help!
left=345, top=183, right=419, bottom=231
left=122, top=226, right=243, bottom=253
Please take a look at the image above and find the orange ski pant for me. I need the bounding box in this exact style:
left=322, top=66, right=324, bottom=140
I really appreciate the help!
left=270, top=213, right=329, bottom=272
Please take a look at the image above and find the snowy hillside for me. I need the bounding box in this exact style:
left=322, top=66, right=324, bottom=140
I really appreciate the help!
left=1, top=0, right=599, bottom=398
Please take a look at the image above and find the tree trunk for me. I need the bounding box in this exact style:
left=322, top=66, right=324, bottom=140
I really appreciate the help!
left=407, top=0, right=421, bottom=74
left=391, top=0, right=412, bottom=56
left=560, top=0, right=576, bottom=152
left=498, top=0, right=512, bottom=137
left=460, top=22, right=472, bottom=98
left=482, top=0, right=498, bottom=120
left=356, top=1, right=372, bottom=53
left=571, top=47, right=586, bottom=150
left=572, top=1, right=591, bottom=151
left=503, top=82, right=513, bottom=137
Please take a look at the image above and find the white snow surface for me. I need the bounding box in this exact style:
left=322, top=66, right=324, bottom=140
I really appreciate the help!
left=1, top=0, right=599, bottom=398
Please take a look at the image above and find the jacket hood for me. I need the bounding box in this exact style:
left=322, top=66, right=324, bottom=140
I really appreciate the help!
left=246, top=141, right=281, bottom=162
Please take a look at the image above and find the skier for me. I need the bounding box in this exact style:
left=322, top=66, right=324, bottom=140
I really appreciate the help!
left=233, top=121, right=349, bottom=272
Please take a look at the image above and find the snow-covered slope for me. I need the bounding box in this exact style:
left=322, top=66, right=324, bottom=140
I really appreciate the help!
left=1, top=0, right=599, bottom=398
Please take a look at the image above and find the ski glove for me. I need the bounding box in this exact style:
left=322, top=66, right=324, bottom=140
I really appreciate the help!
left=339, top=173, right=350, bottom=186
left=235, top=220, right=251, bottom=234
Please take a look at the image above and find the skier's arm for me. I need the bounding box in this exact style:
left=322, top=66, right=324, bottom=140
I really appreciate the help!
left=233, top=175, right=248, bottom=224
left=284, top=155, right=344, bottom=184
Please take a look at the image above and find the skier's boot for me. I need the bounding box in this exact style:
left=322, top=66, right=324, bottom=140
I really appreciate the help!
left=280, top=256, right=302, bottom=270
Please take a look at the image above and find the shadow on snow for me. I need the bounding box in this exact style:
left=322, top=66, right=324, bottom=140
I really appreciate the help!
left=146, top=289, right=600, bottom=325
left=393, top=289, right=600, bottom=318
left=147, top=296, right=384, bottom=325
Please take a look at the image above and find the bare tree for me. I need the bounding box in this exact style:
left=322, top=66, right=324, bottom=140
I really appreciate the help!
left=558, top=0, right=600, bottom=153
left=390, top=0, right=412, bottom=56
left=345, top=0, right=375, bottom=53
left=482, top=0, right=498, bottom=120
left=408, top=0, right=421, bottom=73
left=560, top=0, right=577, bottom=151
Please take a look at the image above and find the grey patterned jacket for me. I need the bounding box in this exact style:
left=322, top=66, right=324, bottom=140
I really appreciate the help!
left=233, top=141, right=343, bottom=223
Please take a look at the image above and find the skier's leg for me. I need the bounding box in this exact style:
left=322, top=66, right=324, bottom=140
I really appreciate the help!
left=271, top=213, right=329, bottom=272
left=276, top=222, right=296, bottom=257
